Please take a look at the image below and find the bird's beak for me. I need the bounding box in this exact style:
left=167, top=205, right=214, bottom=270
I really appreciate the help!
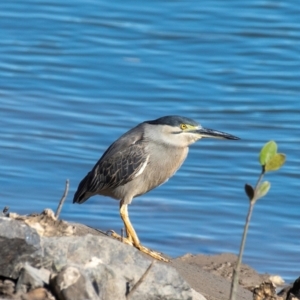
left=191, top=127, right=240, bottom=140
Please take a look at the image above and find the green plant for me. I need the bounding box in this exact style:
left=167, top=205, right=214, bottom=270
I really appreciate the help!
left=229, top=141, right=286, bottom=300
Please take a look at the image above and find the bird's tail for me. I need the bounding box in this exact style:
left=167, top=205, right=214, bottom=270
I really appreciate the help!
left=73, top=172, right=95, bottom=204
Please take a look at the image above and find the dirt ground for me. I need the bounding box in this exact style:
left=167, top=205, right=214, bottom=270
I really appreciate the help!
left=171, top=253, right=271, bottom=300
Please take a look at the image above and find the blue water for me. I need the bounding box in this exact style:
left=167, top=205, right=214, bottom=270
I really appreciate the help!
left=1, top=0, right=299, bottom=283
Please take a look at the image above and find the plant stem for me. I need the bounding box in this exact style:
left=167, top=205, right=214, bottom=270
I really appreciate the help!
left=229, top=169, right=265, bottom=300
left=229, top=201, right=254, bottom=300
left=253, top=168, right=265, bottom=202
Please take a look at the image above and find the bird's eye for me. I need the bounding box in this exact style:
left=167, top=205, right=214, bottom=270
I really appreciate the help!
left=180, top=124, right=188, bottom=130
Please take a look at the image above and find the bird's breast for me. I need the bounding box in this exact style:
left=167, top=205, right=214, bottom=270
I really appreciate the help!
left=143, top=146, right=189, bottom=191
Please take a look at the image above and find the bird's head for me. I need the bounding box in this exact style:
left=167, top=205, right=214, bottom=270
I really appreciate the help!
left=145, top=115, right=239, bottom=147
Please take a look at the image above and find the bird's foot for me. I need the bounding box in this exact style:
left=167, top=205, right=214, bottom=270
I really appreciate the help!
left=108, top=230, right=169, bottom=262
left=109, top=230, right=134, bottom=246
left=135, top=244, right=169, bottom=262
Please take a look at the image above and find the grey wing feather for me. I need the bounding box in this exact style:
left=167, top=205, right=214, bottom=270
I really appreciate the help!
left=73, top=135, right=148, bottom=204
left=93, top=139, right=147, bottom=190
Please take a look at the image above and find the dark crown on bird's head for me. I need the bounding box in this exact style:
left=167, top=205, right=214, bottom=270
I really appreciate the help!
left=145, top=115, right=199, bottom=127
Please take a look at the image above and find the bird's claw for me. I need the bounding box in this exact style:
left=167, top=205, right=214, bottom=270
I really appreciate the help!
left=136, top=244, right=169, bottom=262
left=109, top=230, right=134, bottom=246
left=105, top=229, right=116, bottom=236
left=109, top=230, right=169, bottom=262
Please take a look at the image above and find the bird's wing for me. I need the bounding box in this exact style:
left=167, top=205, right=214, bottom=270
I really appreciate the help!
left=87, top=138, right=149, bottom=193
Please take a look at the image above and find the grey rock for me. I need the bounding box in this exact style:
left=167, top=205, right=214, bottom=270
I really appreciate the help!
left=125, top=261, right=192, bottom=300
left=191, top=289, right=207, bottom=300
left=0, top=216, right=195, bottom=300
left=0, top=217, right=41, bottom=279
left=16, top=263, right=50, bottom=293
left=51, top=265, right=99, bottom=300
left=42, top=235, right=192, bottom=300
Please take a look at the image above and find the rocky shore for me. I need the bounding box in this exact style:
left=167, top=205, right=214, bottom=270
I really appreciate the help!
left=0, top=209, right=298, bottom=300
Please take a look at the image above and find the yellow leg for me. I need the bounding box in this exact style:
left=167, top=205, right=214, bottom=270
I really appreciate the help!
left=110, top=201, right=169, bottom=262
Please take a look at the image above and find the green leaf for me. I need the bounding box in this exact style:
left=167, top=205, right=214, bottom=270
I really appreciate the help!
left=244, top=183, right=254, bottom=200
left=265, top=153, right=286, bottom=172
left=256, top=181, right=271, bottom=200
left=259, top=141, right=277, bottom=166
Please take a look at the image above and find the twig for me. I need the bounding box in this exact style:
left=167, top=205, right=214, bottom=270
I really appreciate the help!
left=126, top=260, right=154, bottom=299
left=55, top=179, right=69, bottom=219
left=229, top=169, right=265, bottom=300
